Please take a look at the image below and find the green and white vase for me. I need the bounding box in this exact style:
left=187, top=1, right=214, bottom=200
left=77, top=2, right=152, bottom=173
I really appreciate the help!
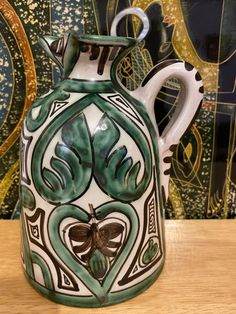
left=19, top=8, right=203, bottom=307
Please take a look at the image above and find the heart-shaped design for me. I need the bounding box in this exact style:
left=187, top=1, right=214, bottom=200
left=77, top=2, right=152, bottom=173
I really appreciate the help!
left=48, top=201, right=138, bottom=304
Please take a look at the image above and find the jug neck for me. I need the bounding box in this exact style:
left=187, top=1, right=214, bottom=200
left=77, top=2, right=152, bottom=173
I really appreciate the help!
left=68, top=34, right=136, bottom=82
left=69, top=44, right=117, bottom=81
left=40, top=33, right=137, bottom=82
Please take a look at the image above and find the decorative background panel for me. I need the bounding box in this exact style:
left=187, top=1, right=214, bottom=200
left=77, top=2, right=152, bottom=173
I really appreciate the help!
left=0, top=0, right=235, bottom=219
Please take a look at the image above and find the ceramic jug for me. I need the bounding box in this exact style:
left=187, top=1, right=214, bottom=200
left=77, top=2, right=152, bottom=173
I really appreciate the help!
left=19, top=8, right=203, bottom=307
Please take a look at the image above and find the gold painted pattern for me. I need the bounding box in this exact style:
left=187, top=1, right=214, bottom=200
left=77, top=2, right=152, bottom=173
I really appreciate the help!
left=161, top=0, right=218, bottom=93
left=168, top=178, right=185, bottom=218
left=0, top=0, right=37, bottom=157
left=132, top=1, right=161, bottom=37
left=0, top=160, right=19, bottom=209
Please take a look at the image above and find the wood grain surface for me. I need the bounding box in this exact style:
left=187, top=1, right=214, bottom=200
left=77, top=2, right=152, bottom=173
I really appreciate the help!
left=0, top=220, right=236, bottom=314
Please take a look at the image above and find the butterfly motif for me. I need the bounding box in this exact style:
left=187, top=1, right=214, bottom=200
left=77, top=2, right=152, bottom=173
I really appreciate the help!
left=69, top=221, right=124, bottom=262
left=68, top=212, right=125, bottom=280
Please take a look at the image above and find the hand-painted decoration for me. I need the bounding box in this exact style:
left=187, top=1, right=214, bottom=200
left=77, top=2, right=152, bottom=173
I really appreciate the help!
left=0, top=1, right=235, bottom=220
left=19, top=8, right=202, bottom=307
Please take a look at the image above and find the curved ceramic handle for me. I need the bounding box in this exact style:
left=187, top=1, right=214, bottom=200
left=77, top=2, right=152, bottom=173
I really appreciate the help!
left=110, top=7, right=150, bottom=42
left=131, top=60, right=203, bottom=199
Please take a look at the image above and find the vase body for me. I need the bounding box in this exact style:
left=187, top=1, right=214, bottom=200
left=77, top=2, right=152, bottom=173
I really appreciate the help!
left=19, top=32, right=203, bottom=307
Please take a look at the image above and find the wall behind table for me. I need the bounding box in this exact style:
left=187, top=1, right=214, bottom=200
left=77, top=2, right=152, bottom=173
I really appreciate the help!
left=0, top=0, right=235, bottom=219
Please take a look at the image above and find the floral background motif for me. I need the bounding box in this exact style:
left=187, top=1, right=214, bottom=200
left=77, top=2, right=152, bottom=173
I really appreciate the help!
left=0, top=0, right=235, bottom=219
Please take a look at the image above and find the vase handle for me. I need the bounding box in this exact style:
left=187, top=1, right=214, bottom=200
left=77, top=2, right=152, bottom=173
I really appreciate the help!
left=110, top=7, right=150, bottom=42
left=131, top=60, right=203, bottom=199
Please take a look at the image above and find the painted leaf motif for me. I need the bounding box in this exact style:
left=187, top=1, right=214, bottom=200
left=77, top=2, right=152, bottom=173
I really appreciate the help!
left=93, top=114, right=151, bottom=202
left=89, top=249, right=108, bottom=279
left=47, top=202, right=138, bottom=301
left=142, top=239, right=159, bottom=265
left=32, top=113, right=92, bottom=204
left=20, top=185, right=36, bottom=210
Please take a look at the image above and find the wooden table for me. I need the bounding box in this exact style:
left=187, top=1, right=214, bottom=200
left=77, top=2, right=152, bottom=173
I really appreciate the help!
left=1, top=220, right=236, bottom=314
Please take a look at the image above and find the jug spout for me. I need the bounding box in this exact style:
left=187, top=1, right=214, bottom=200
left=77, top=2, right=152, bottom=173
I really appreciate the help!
left=130, top=59, right=203, bottom=199
left=40, top=31, right=136, bottom=81
left=39, top=32, right=80, bottom=78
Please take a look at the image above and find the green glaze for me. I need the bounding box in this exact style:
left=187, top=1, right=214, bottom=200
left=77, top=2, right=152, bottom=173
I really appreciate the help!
left=31, top=252, right=54, bottom=290
left=21, top=211, right=53, bottom=290
left=93, top=112, right=152, bottom=202
left=47, top=202, right=139, bottom=304
left=21, top=217, right=34, bottom=279
left=31, top=93, right=152, bottom=204
left=78, top=33, right=136, bottom=46
left=26, top=80, right=115, bottom=132
left=32, top=113, right=92, bottom=204
left=21, top=31, right=165, bottom=307
left=39, top=31, right=136, bottom=80
left=24, top=261, right=164, bottom=308
left=89, top=249, right=108, bottom=279
left=20, top=186, right=35, bottom=211
left=142, top=239, right=158, bottom=265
